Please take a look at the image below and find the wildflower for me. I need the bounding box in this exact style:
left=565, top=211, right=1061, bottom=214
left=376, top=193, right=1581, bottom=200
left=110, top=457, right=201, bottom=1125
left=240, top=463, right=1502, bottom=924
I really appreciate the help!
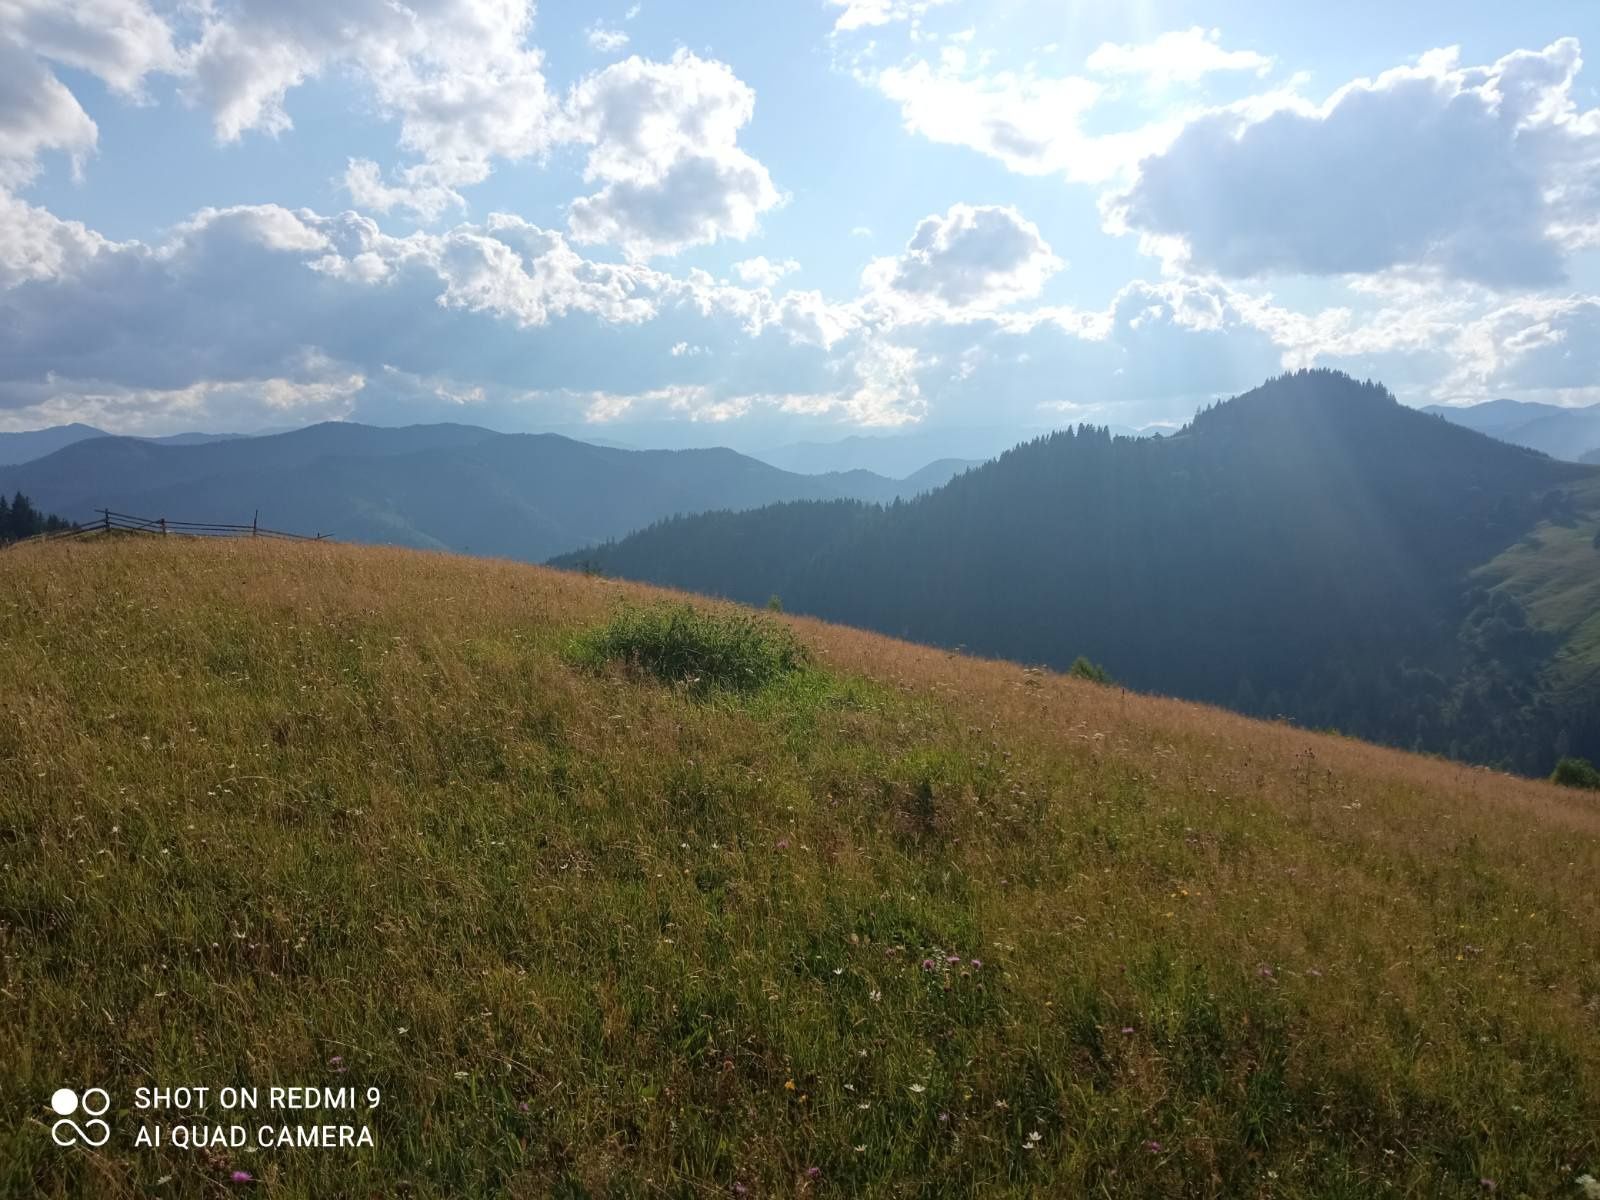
left=938, top=1111, right=949, bottom=1123
left=733, top=1185, right=748, bottom=1197
left=869, top=989, right=882, bottom=1002
left=1146, top=1140, right=1162, bottom=1153
left=776, top=838, right=790, bottom=850
left=1027, top=1130, right=1042, bottom=1143
left=784, top=1079, right=796, bottom=1091
left=854, top=1144, right=866, bottom=1153
left=970, top=958, right=982, bottom=969
left=806, top=1167, right=821, bottom=1180
left=946, top=954, right=961, bottom=965
left=909, top=1083, right=926, bottom=1094
left=230, top=1171, right=253, bottom=1183
left=921, top=959, right=935, bottom=971
left=1579, top=1175, right=1600, bottom=1200
left=1121, top=1026, right=1135, bottom=1035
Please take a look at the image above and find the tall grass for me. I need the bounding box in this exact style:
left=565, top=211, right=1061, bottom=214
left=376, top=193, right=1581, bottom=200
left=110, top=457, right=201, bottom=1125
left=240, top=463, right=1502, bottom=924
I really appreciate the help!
left=568, top=602, right=808, bottom=695
left=0, top=538, right=1597, bottom=1198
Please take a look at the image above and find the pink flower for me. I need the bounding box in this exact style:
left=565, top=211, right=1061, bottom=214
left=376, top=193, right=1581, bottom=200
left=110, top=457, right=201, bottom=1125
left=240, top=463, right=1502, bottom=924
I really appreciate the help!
left=1121, top=1026, right=1135, bottom=1034
left=970, top=958, right=982, bottom=969
left=230, top=1170, right=253, bottom=1183
left=776, top=838, right=790, bottom=850
left=921, top=958, right=935, bottom=971
left=806, top=1166, right=821, bottom=1180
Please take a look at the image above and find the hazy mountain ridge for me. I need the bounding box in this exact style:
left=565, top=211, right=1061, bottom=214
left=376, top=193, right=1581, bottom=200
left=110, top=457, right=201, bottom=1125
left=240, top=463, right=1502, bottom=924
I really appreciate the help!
left=0, top=421, right=966, bottom=561
left=1424, top=398, right=1600, bottom=461
left=558, top=371, right=1600, bottom=774
left=0, top=423, right=247, bottom=465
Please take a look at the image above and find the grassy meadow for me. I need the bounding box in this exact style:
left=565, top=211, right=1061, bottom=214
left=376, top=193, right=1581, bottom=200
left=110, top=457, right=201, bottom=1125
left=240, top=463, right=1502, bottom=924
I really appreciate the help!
left=2, top=537, right=1599, bottom=1198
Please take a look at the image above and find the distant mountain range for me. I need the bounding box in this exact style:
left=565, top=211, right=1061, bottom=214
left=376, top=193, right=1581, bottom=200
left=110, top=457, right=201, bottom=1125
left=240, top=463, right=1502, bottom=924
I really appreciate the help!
left=0, top=423, right=245, bottom=466
left=754, top=424, right=1161, bottom=477
left=558, top=371, right=1600, bottom=775
left=1423, top=399, right=1600, bottom=462
left=0, top=421, right=971, bottom=562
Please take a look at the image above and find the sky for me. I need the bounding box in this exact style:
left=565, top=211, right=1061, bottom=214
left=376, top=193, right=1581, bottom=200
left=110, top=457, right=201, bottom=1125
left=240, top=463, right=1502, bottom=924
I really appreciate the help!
left=1, top=0, right=1599, bottom=449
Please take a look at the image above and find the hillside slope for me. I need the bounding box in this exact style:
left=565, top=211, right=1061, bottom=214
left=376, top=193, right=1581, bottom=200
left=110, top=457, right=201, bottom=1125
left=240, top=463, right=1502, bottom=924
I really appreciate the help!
left=0, top=422, right=950, bottom=562
left=560, top=371, right=1600, bottom=773
left=2, top=537, right=1598, bottom=1199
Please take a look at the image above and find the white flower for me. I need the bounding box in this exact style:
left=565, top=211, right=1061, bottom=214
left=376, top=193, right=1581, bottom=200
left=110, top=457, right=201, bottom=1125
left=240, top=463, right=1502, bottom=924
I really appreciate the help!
left=1578, top=1175, right=1600, bottom=1200
left=908, top=1083, right=926, bottom=1094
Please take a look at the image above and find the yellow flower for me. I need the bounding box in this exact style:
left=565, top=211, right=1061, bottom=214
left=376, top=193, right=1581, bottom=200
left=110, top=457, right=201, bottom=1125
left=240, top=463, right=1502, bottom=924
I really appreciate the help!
left=784, top=1079, right=796, bottom=1091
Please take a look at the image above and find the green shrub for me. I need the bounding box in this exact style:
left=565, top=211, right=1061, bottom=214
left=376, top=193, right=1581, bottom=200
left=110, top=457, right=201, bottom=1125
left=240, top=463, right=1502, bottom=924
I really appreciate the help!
left=1069, top=655, right=1113, bottom=685
left=569, top=602, right=809, bottom=695
left=1550, top=756, right=1600, bottom=790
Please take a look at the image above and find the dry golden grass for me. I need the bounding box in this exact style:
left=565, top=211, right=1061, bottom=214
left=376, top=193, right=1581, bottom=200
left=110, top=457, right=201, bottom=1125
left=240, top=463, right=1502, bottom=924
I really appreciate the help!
left=2, top=537, right=1598, bottom=1199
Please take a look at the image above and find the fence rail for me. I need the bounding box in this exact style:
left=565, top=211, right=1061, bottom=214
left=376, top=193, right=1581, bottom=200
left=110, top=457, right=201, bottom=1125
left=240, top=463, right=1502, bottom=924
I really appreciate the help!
left=5, top=509, right=328, bottom=548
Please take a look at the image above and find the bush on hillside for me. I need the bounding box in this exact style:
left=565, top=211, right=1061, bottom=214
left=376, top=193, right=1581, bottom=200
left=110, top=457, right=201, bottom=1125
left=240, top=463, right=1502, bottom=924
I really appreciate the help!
left=570, top=602, right=808, bottom=695
left=1551, top=756, right=1600, bottom=790
left=1069, top=656, right=1113, bottom=685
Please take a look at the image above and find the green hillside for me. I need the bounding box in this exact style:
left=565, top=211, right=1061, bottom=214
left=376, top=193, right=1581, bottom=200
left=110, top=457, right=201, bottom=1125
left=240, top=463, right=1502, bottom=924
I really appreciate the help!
left=3, top=538, right=1599, bottom=1198
left=557, top=372, right=1600, bottom=776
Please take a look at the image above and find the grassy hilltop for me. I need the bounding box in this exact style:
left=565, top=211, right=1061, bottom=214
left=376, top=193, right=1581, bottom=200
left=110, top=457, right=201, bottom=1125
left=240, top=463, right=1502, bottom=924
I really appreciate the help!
left=3, top=539, right=1599, bottom=1198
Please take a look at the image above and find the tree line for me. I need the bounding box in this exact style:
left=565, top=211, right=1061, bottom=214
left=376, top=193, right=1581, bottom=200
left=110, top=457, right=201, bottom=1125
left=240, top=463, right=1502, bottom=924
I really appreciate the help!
left=0, top=492, right=74, bottom=543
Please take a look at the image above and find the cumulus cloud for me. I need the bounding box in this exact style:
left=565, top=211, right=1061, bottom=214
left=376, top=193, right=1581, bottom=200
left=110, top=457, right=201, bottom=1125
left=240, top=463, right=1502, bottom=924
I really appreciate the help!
left=184, top=0, right=555, bottom=217
left=1086, top=28, right=1273, bottom=86
left=0, top=41, right=97, bottom=186
left=564, top=50, right=782, bottom=257
left=1112, top=39, right=1600, bottom=286
left=869, top=57, right=1178, bottom=182
left=0, top=188, right=110, bottom=285
left=733, top=256, right=800, bottom=287
left=0, top=0, right=178, bottom=95
left=826, top=0, right=955, bottom=34
left=865, top=203, right=1062, bottom=316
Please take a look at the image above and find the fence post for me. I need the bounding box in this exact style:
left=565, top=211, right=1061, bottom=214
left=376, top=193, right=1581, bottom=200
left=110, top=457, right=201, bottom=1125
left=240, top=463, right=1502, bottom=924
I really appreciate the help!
left=160, top=517, right=167, bottom=535
left=101, top=509, right=110, bottom=533
left=253, top=510, right=259, bottom=539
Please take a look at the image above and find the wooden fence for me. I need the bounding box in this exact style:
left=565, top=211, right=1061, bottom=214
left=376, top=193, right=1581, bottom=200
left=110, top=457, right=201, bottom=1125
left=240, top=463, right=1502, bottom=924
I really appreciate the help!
left=5, top=509, right=328, bottom=547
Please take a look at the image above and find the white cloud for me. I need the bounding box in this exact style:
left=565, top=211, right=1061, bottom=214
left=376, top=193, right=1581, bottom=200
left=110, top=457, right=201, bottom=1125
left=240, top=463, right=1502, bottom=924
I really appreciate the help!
left=869, top=57, right=1178, bottom=182
left=0, top=188, right=111, bottom=285
left=1086, top=27, right=1273, bottom=87
left=1112, top=39, right=1600, bottom=286
left=864, top=203, right=1062, bottom=316
left=187, top=0, right=555, bottom=217
left=0, top=0, right=178, bottom=95
left=564, top=50, right=782, bottom=258
left=826, top=0, right=955, bottom=34
left=0, top=40, right=98, bottom=186
left=733, top=256, right=800, bottom=287
left=586, top=23, right=628, bottom=54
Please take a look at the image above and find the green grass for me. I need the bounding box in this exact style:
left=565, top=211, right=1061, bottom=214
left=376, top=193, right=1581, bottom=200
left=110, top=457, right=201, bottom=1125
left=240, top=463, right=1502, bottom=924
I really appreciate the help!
left=567, top=602, right=809, bottom=696
left=2, top=539, right=1599, bottom=1198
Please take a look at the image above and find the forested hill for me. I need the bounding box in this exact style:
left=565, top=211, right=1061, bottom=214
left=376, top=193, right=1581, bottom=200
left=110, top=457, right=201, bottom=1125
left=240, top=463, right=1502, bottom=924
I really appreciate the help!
left=556, top=371, right=1600, bottom=774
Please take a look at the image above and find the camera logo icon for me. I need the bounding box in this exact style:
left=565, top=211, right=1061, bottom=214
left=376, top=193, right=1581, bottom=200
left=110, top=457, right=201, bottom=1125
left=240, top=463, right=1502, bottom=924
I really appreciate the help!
left=50, top=1088, right=111, bottom=1147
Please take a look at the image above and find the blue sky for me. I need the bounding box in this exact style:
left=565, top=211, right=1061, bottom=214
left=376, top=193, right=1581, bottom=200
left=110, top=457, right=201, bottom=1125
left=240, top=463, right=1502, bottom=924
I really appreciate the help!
left=2, top=0, right=1599, bottom=448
